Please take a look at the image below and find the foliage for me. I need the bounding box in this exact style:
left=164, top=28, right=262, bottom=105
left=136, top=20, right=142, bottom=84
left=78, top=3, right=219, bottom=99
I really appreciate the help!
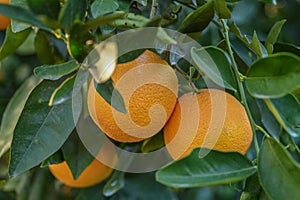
left=0, top=0, right=299, bottom=199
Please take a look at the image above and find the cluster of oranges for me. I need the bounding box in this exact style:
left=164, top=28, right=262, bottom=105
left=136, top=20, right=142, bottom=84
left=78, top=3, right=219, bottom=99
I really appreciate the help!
left=49, top=50, right=253, bottom=188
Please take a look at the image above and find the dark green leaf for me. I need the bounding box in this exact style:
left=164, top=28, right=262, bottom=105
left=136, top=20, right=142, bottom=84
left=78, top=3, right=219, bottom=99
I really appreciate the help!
left=27, top=0, right=60, bottom=19
left=74, top=182, right=107, bottom=200
left=258, top=137, right=300, bottom=200
left=34, top=60, right=79, bottom=80
left=58, top=0, right=88, bottom=32
left=40, top=150, right=63, bottom=167
left=273, top=42, right=300, bottom=56
left=0, top=76, right=40, bottom=158
left=85, top=11, right=126, bottom=29
left=156, top=149, right=256, bottom=188
left=34, top=30, right=56, bottom=64
left=256, top=100, right=282, bottom=140
left=240, top=174, right=263, bottom=200
left=110, top=173, right=177, bottom=200
left=245, top=53, right=300, bottom=98
left=49, top=75, right=76, bottom=106
left=103, top=170, right=125, bottom=197
left=178, top=1, right=214, bottom=33
left=264, top=94, right=300, bottom=137
left=91, top=0, right=119, bottom=18
left=214, top=0, right=231, bottom=19
left=10, top=0, right=31, bottom=32
left=292, top=86, right=300, bottom=100
left=0, top=26, right=31, bottom=61
left=95, top=79, right=127, bottom=113
left=62, top=130, right=94, bottom=179
left=68, top=23, right=94, bottom=62
left=0, top=3, right=51, bottom=32
left=141, top=131, right=164, bottom=153
left=229, top=23, right=268, bottom=58
left=134, top=0, right=148, bottom=7
left=265, top=19, right=286, bottom=54
left=191, top=46, right=237, bottom=92
left=9, top=80, right=82, bottom=177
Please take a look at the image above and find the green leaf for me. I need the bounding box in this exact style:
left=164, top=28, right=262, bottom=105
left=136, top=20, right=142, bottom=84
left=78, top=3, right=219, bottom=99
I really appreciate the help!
left=85, top=11, right=126, bottom=29
left=58, top=0, right=88, bottom=32
left=245, top=53, right=300, bottom=98
left=49, top=75, right=76, bottom=106
left=191, top=46, right=237, bottom=92
left=27, top=0, right=60, bottom=19
left=265, top=19, right=286, bottom=54
left=10, top=0, right=31, bottom=32
left=178, top=1, right=214, bottom=33
left=61, top=130, right=94, bottom=179
left=273, top=42, right=300, bottom=56
left=240, top=174, right=263, bottom=200
left=91, top=0, right=119, bottom=18
left=103, top=170, right=125, bottom=197
left=214, top=0, right=231, bottom=19
left=256, top=100, right=282, bottom=140
left=40, top=150, right=63, bottom=167
left=110, top=173, right=177, bottom=200
left=292, top=86, right=300, bottom=100
left=0, top=76, right=40, bottom=158
left=9, top=80, right=82, bottom=177
left=68, top=23, right=94, bottom=62
left=0, top=3, right=51, bottom=32
left=94, top=79, right=127, bottom=113
left=156, top=149, right=257, bottom=188
left=134, top=0, right=148, bottom=7
left=0, top=26, right=31, bottom=61
left=264, top=94, right=300, bottom=137
left=229, top=23, right=268, bottom=58
left=34, top=30, right=57, bottom=64
left=141, top=131, right=164, bottom=153
left=258, top=137, right=300, bottom=200
left=34, top=60, right=79, bottom=81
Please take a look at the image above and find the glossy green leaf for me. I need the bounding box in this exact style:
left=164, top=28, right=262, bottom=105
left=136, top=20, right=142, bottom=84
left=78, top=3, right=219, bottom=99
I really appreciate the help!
left=94, top=79, right=127, bottom=113
left=103, top=170, right=125, bottom=197
left=0, top=26, right=31, bottom=61
left=68, top=24, right=94, bottom=62
left=58, top=0, right=88, bottom=32
left=110, top=173, right=177, bottom=200
left=141, top=131, right=164, bottom=153
left=178, top=1, right=214, bottom=33
left=229, top=23, right=268, bottom=58
left=34, top=30, right=56, bottom=64
left=9, top=80, right=82, bottom=177
left=191, top=46, right=237, bottom=92
left=245, top=53, right=300, bottom=98
left=27, top=0, right=60, bottom=19
left=34, top=60, right=79, bottom=81
left=256, top=100, right=282, bottom=140
left=62, top=130, right=94, bottom=179
left=264, top=94, right=300, bottom=137
left=240, top=174, right=263, bottom=200
left=156, top=149, right=257, bottom=188
left=258, top=137, right=300, bottom=200
left=134, top=0, right=148, bottom=7
left=0, top=76, right=40, bottom=158
left=91, top=0, right=119, bottom=18
left=10, top=0, right=31, bottom=32
left=214, top=0, right=231, bottom=19
left=0, top=3, right=51, bottom=32
left=49, top=75, right=76, bottom=106
left=40, top=150, right=63, bottom=167
left=265, top=19, right=286, bottom=54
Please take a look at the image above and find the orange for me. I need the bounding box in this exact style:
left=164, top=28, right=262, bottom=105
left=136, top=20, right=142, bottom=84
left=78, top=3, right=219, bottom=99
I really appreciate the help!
left=164, top=89, right=253, bottom=160
left=49, top=141, right=117, bottom=188
left=88, top=50, right=178, bottom=143
left=0, top=0, right=11, bottom=30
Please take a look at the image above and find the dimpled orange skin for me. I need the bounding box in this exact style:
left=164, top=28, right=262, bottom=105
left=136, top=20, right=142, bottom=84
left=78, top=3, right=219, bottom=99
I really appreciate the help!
left=48, top=159, right=113, bottom=188
left=164, top=89, right=253, bottom=160
left=0, top=0, right=11, bottom=30
left=88, top=50, right=178, bottom=143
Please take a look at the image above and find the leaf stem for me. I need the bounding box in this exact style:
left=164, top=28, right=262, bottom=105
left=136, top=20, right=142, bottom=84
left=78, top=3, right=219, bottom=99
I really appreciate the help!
left=221, top=19, right=260, bottom=154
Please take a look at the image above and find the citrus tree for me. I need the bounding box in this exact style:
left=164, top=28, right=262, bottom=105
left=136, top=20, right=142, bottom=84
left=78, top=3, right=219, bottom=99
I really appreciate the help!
left=0, top=0, right=300, bottom=199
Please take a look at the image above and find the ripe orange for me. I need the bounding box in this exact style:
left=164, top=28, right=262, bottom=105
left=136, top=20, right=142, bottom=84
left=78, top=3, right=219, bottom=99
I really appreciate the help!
left=49, top=141, right=117, bottom=188
left=88, top=50, right=178, bottom=143
left=164, top=89, right=253, bottom=160
left=0, top=0, right=11, bottom=30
